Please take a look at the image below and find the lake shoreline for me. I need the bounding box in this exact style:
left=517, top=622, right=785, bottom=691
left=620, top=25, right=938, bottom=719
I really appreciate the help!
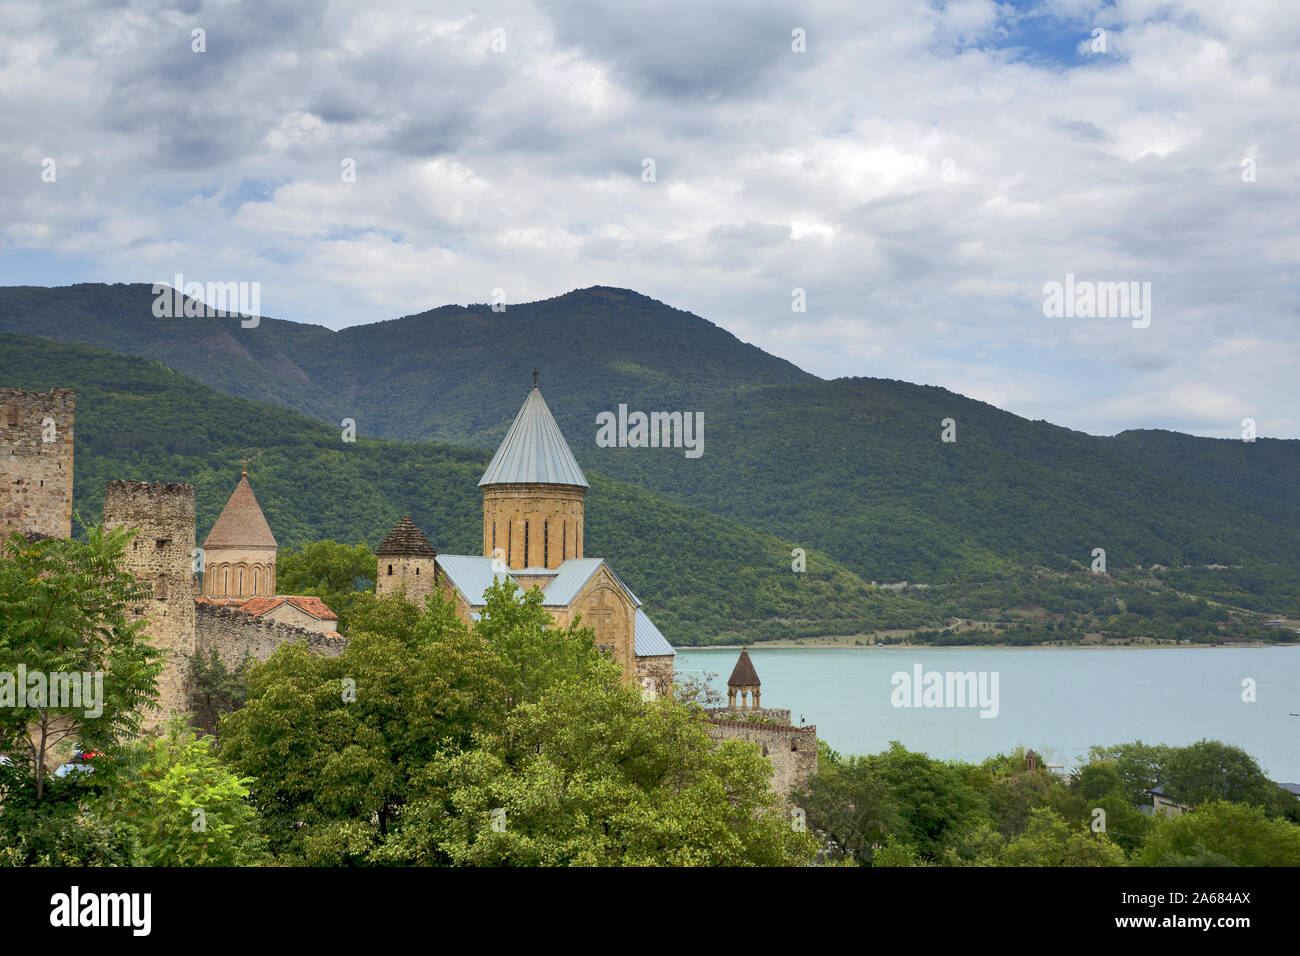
left=686, top=639, right=1295, bottom=651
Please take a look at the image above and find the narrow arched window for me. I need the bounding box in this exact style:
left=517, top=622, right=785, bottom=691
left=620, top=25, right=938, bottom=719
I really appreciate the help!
left=543, top=520, right=549, bottom=566
left=524, top=521, right=529, bottom=566
left=387, top=564, right=393, bottom=576
left=562, top=523, right=567, bottom=561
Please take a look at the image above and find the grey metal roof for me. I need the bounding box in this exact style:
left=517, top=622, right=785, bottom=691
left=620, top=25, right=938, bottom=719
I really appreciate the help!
left=437, top=554, right=673, bottom=657
left=634, top=609, right=675, bottom=657
left=478, top=387, right=589, bottom=488
left=541, top=558, right=606, bottom=606
left=436, top=555, right=514, bottom=605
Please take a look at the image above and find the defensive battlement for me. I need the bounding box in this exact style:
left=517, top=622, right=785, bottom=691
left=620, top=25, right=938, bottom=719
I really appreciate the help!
left=104, top=480, right=195, bottom=502
left=708, top=717, right=817, bottom=734
left=195, top=600, right=347, bottom=662
left=705, top=713, right=819, bottom=798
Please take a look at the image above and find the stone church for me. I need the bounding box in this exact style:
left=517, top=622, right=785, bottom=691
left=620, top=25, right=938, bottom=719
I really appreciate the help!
left=376, top=384, right=676, bottom=697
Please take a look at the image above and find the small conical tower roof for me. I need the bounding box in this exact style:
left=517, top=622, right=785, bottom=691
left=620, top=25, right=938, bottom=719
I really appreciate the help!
left=202, top=475, right=277, bottom=549
left=478, top=385, right=588, bottom=488
left=376, top=515, right=436, bottom=557
left=727, top=647, right=760, bottom=688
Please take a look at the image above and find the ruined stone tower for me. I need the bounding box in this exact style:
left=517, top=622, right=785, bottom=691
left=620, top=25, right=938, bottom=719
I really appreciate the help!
left=201, top=473, right=277, bottom=598
left=376, top=515, right=438, bottom=604
left=0, top=387, right=74, bottom=550
left=103, top=481, right=197, bottom=720
left=479, top=385, right=587, bottom=570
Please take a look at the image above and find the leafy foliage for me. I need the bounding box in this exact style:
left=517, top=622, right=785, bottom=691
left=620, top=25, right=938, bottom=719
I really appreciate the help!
left=0, top=524, right=162, bottom=798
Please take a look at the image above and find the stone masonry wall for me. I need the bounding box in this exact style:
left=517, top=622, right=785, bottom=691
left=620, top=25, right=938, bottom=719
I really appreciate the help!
left=195, top=602, right=346, bottom=669
left=482, top=483, right=585, bottom=569
left=707, top=718, right=819, bottom=798
left=376, top=554, right=438, bottom=606
left=635, top=654, right=675, bottom=700
left=0, top=387, right=74, bottom=550
left=708, top=706, right=792, bottom=724
left=102, top=480, right=196, bottom=722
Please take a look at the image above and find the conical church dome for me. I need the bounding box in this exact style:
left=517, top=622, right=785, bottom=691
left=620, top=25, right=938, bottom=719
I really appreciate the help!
left=202, top=475, right=277, bottom=549
left=478, top=386, right=588, bottom=488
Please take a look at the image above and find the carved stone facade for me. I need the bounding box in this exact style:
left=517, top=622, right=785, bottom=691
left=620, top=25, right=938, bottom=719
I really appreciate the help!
left=0, top=387, right=74, bottom=550
left=545, top=566, right=636, bottom=672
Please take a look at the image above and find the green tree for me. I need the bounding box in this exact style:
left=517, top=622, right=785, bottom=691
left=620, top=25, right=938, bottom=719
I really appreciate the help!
left=863, top=742, right=985, bottom=860
left=186, top=648, right=249, bottom=739
left=275, top=540, right=377, bottom=633
left=795, top=754, right=900, bottom=863
left=112, top=718, right=266, bottom=866
left=386, top=669, right=815, bottom=866
left=0, top=525, right=162, bottom=798
left=998, top=807, right=1126, bottom=866
left=0, top=756, right=139, bottom=866
left=1135, top=801, right=1300, bottom=866
left=219, top=590, right=504, bottom=863
left=1163, top=739, right=1295, bottom=816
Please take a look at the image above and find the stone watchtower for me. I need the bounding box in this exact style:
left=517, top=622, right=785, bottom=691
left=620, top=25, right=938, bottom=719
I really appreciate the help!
left=1, top=387, right=75, bottom=550
left=376, top=515, right=438, bottom=604
left=102, top=481, right=197, bottom=720
left=479, top=384, right=588, bottom=570
left=201, top=473, right=277, bottom=598
left=727, top=646, right=761, bottom=710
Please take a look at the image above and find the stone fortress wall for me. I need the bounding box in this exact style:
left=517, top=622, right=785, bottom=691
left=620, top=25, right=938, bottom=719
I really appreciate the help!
left=195, top=601, right=346, bottom=666
left=0, top=387, right=74, bottom=549
left=102, top=480, right=198, bottom=721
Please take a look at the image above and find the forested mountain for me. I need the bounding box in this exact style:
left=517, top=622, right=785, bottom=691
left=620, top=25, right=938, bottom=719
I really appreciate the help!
left=0, top=332, right=919, bottom=646
left=1, top=283, right=1295, bottom=586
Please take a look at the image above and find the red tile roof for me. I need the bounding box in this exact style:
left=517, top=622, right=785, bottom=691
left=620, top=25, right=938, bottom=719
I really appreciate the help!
left=194, top=594, right=337, bottom=621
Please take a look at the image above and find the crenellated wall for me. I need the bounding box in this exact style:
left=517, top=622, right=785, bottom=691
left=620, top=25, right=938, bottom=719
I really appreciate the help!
left=706, top=714, right=818, bottom=798
left=195, top=601, right=346, bottom=668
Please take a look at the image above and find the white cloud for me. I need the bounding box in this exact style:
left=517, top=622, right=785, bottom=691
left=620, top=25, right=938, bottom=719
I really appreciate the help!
left=0, top=0, right=1297, bottom=436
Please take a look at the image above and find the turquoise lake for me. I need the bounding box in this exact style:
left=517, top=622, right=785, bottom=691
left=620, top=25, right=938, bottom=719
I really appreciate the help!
left=675, top=646, right=1300, bottom=781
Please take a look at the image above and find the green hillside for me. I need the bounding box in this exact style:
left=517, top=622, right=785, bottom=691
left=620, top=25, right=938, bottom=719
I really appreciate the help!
left=0, top=332, right=922, bottom=646
left=1, top=282, right=1295, bottom=594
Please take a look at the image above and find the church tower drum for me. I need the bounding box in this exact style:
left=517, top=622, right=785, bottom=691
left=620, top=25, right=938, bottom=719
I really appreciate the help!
left=201, top=473, right=278, bottom=597
left=479, top=383, right=587, bottom=571
left=376, top=515, right=438, bottom=603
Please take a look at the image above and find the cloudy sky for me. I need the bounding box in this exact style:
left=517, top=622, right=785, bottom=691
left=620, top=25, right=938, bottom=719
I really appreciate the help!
left=2, top=0, right=1297, bottom=437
